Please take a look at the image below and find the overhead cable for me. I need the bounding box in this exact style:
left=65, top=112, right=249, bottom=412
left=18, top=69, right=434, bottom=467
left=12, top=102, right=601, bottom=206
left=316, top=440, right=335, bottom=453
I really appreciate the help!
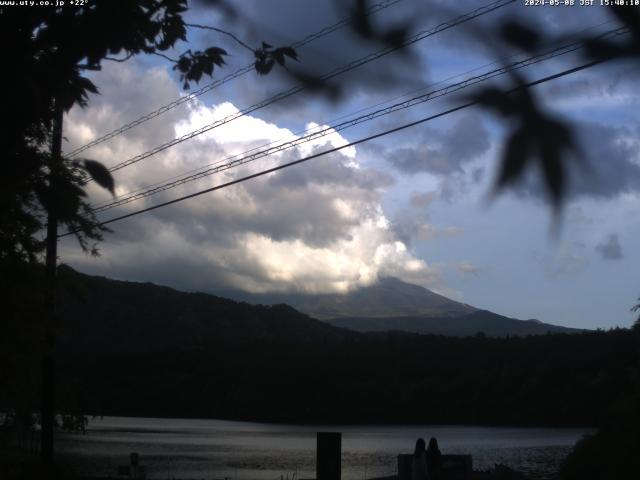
left=60, top=56, right=609, bottom=238
left=91, top=27, right=628, bottom=213
left=65, top=0, right=404, bottom=158
left=100, top=0, right=517, bottom=174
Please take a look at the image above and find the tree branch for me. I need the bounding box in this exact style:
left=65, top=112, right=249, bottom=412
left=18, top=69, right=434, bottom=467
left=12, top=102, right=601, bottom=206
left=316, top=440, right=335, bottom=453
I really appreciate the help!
left=104, top=52, right=134, bottom=63
left=186, top=23, right=254, bottom=53
left=152, top=51, right=179, bottom=63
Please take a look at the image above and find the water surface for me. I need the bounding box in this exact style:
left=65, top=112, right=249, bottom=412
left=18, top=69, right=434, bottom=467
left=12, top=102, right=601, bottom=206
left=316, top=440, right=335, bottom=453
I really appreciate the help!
left=56, top=416, right=591, bottom=480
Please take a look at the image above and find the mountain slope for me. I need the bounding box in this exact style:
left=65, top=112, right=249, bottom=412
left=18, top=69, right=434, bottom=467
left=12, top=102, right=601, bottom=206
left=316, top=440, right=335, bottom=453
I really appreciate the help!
left=57, top=266, right=354, bottom=355
left=325, top=310, right=580, bottom=336
left=222, top=277, right=475, bottom=319
left=222, top=277, right=581, bottom=337
left=58, top=267, right=582, bottom=343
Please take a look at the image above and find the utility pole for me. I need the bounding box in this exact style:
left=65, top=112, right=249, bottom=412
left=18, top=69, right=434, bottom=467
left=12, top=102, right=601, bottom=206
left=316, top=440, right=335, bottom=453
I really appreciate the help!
left=42, top=102, right=63, bottom=467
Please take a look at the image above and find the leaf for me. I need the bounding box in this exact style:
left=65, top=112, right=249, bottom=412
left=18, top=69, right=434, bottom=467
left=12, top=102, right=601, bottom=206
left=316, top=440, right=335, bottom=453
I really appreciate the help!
left=500, top=21, right=541, bottom=53
left=382, top=27, right=408, bottom=49
left=273, top=50, right=285, bottom=66
left=83, top=159, right=115, bottom=195
left=537, top=118, right=574, bottom=207
left=350, top=0, right=373, bottom=38
left=206, top=46, right=227, bottom=57
left=280, top=47, right=298, bottom=61
left=468, top=88, right=518, bottom=117
left=177, top=56, right=190, bottom=72
left=496, top=129, right=531, bottom=191
left=77, top=76, right=99, bottom=95
left=255, top=58, right=274, bottom=75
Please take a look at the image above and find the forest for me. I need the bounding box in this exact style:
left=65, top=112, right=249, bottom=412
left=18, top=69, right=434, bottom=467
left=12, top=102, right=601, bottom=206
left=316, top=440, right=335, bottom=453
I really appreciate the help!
left=52, top=328, right=638, bottom=427
left=2, top=267, right=636, bottom=428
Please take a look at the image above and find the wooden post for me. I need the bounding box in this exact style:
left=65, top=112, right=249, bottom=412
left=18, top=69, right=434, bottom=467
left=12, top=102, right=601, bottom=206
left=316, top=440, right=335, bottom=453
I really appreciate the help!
left=41, top=103, right=63, bottom=466
left=317, top=432, right=341, bottom=480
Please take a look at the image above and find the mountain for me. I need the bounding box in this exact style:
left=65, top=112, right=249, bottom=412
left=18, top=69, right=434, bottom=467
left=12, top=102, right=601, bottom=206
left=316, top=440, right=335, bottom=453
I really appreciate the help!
left=30, top=267, right=623, bottom=427
left=222, top=277, right=582, bottom=337
left=56, top=266, right=354, bottom=355
left=57, top=267, right=581, bottom=346
left=227, top=277, right=475, bottom=319
left=325, top=311, right=578, bottom=336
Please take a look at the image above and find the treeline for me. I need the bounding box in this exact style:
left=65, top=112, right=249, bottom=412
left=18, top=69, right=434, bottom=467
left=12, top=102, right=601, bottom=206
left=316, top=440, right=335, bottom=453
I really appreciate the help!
left=54, top=328, right=639, bottom=427
left=2, top=266, right=638, bottom=428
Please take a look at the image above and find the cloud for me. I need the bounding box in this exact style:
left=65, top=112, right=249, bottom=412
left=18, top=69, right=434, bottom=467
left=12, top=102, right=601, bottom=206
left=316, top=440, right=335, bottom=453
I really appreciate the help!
left=61, top=60, right=443, bottom=295
left=595, top=234, right=623, bottom=261
left=534, top=247, right=589, bottom=279
left=539, top=63, right=640, bottom=109
left=186, top=0, right=435, bottom=119
left=384, top=114, right=490, bottom=175
left=566, top=206, right=594, bottom=225
left=409, top=190, right=436, bottom=209
left=569, top=122, right=640, bottom=199
left=505, top=121, right=640, bottom=204
left=455, top=261, right=484, bottom=276
left=391, top=210, right=462, bottom=247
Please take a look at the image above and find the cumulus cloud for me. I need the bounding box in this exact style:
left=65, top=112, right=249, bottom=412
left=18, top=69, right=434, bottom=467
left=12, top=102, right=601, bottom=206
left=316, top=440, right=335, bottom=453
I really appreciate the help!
left=391, top=207, right=462, bottom=247
left=595, top=234, right=623, bottom=261
left=61, top=60, right=442, bottom=295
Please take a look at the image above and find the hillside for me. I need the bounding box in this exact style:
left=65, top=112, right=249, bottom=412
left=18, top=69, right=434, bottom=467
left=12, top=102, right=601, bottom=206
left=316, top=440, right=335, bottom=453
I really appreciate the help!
left=56, top=265, right=353, bottom=355
left=325, top=310, right=580, bottom=336
left=228, top=277, right=475, bottom=319
left=223, top=277, right=581, bottom=337
left=28, top=267, right=636, bottom=427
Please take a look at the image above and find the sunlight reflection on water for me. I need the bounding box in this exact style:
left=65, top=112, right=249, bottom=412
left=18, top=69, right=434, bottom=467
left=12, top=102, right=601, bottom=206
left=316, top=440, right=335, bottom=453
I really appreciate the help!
left=56, top=416, right=590, bottom=480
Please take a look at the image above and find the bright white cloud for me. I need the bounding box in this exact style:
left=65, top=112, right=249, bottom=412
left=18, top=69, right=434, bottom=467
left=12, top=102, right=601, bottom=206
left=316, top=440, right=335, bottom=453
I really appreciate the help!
left=61, top=60, right=441, bottom=295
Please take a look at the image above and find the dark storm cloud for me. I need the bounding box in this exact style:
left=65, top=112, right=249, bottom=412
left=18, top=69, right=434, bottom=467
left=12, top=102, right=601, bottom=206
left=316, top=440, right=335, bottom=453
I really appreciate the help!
left=595, top=234, right=623, bottom=261
left=384, top=113, right=490, bottom=174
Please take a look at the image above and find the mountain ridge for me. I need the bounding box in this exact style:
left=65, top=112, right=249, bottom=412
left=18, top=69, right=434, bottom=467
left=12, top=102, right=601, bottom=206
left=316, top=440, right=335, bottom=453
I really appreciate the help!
left=228, top=276, right=476, bottom=320
left=59, top=266, right=583, bottom=338
left=217, top=276, right=582, bottom=336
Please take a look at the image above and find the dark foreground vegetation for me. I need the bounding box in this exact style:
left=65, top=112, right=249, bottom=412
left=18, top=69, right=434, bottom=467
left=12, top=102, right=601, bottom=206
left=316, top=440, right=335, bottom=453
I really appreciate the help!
left=2, top=267, right=640, bottom=479
left=53, top=330, right=636, bottom=427
left=2, top=266, right=637, bottom=428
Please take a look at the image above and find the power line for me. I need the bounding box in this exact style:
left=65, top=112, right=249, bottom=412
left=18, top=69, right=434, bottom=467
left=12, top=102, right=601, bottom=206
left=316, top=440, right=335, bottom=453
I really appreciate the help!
left=90, top=27, right=628, bottom=214
left=91, top=19, right=618, bottom=211
left=100, top=0, right=516, bottom=175
left=60, top=57, right=608, bottom=238
left=65, top=0, right=403, bottom=158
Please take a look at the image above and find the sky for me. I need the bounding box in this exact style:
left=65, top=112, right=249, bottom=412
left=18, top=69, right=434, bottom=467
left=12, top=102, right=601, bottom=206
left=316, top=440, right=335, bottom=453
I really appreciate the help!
left=59, top=0, right=640, bottom=330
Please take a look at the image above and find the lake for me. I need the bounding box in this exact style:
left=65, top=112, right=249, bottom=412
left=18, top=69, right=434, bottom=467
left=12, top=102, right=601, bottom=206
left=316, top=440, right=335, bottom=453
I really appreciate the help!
left=56, top=416, right=591, bottom=480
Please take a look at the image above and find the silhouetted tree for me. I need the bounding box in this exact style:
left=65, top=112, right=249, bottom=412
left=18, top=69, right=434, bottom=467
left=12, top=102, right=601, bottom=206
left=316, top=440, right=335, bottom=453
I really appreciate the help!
left=2, top=2, right=640, bottom=476
left=632, top=297, right=640, bottom=332
left=0, top=0, right=298, bottom=470
left=0, top=0, right=299, bottom=266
